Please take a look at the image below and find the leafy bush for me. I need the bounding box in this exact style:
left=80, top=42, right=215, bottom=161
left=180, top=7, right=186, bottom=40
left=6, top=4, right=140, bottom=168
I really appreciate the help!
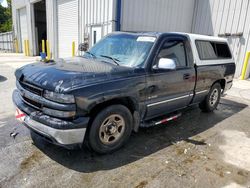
left=0, top=0, right=12, bottom=32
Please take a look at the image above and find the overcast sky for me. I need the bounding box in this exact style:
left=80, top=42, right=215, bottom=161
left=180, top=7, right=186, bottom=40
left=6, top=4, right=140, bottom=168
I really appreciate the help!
left=0, top=0, right=8, bottom=7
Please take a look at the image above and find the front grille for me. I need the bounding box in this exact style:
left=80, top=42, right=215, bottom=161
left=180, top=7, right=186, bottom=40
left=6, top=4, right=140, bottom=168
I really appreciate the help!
left=20, top=81, right=43, bottom=96
left=16, top=80, right=76, bottom=119
left=17, top=80, right=43, bottom=110
left=23, top=96, right=42, bottom=109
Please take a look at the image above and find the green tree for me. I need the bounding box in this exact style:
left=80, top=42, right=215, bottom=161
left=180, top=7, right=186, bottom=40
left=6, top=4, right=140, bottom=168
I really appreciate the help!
left=0, top=0, right=12, bottom=32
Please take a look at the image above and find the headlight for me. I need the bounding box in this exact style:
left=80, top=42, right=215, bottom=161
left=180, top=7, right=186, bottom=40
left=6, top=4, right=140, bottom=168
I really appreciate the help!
left=43, top=90, right=75, bottom=104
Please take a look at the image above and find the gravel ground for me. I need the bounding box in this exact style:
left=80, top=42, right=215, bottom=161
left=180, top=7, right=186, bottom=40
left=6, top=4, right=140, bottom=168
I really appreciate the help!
left=0, top=53, right=250, bottom=188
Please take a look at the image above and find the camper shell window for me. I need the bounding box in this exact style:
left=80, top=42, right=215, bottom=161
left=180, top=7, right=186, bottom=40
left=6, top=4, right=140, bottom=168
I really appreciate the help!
left=195, top=40, right=232, bottom=60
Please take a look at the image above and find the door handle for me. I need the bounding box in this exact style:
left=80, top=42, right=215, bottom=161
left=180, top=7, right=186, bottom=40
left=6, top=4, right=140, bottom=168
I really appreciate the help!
left=183, top=73, right=191, bottom=80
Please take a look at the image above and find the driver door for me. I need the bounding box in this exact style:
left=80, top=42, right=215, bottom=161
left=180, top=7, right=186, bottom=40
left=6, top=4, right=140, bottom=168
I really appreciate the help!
left=145, top=36, right=196, bottom=120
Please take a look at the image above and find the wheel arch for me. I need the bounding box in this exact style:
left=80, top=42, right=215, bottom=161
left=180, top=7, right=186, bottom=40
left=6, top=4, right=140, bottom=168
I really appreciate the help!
left=87, top=97, right=140, bottom=132
left=212, top=79, right=226, bottom=91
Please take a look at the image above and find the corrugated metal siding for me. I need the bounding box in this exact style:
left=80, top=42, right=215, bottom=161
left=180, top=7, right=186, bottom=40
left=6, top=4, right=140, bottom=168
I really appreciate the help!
left=193, top=0, right=250, bottom=78
left=12, top=0, right=36, bottom=55
left=121, top=0, right=195, bottom=33
left=0, top=32, right=14, bottom=52
left=57, top=0, right=79, bottom=58
left=81, top=0, right=115, bottom=46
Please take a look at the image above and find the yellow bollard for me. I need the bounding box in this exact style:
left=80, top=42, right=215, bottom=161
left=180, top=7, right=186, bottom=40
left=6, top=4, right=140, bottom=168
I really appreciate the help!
left=15, top=39, right=19, bottom=53
left=24, top=40, right=27, bottom=56
left=72, top=41, right=75, bottom=57
left=46, top=40, right=51, bottom=60
left=241, top=51, right=250, bottom=80
left=42, top=40, right=45, bottom=53
left=26, top=40, right=30, bottom=56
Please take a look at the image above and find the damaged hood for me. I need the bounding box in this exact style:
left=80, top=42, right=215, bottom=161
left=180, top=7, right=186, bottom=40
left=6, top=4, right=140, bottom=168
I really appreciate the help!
left=15, top=56, right=136, bottom=93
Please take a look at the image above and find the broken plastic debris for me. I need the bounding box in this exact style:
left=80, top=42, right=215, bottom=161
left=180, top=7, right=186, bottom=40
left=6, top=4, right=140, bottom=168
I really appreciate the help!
left=184, top=149, right=188, bottom=154
left=225, top=171, right=231, bottom=174
left=10, top=132, right=19, bottom=139
left=178, top=173, right=186, bottom=177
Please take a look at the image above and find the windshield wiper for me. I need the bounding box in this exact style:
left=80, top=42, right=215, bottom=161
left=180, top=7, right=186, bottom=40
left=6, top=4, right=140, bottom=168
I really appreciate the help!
left=100, top=55, right=120, bottom=66
left=85, top=51, right=96, bottom=58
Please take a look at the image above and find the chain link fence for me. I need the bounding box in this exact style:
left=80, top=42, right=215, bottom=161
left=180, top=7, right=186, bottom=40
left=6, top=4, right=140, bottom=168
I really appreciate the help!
left=0, top=31, right=15, bottom=52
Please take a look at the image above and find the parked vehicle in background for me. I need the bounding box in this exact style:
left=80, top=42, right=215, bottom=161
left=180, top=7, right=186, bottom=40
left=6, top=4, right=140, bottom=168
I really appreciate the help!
left=13, top=32, right=235, bottom=154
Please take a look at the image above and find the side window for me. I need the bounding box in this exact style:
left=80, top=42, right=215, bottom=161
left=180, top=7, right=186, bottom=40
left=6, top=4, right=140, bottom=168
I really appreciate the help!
left=216, top=43, right=232, bottom=58
left=196, top=41, right=232, bottom=60
left=156, top=40, right=187, bottom=68
left=196, top=41, right=217, bottom=59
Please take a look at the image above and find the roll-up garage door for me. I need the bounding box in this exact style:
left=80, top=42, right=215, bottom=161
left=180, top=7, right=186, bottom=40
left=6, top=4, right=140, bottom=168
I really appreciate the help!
left=57, top=0, right=79, bottom=58
left=19, top=7, right=28, bottom=53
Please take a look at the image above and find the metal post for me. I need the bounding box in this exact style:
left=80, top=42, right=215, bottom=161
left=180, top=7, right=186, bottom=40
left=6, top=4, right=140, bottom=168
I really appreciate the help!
left=241, top=51, right=250, bottom=80
left=24, top=40, right=27, bottom=56
left=42, top=40, right=45, bottom=53
left=26, top=40, right=30, bottom=56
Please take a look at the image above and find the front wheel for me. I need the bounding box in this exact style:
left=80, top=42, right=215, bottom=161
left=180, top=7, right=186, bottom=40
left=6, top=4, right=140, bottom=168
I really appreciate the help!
left=199, top=83, right=221, bottom=112
left=88, top=105, right=133, bottom=154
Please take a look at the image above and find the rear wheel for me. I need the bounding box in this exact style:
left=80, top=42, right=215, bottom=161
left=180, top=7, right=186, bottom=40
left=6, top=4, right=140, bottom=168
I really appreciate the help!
left=88, top=105, right=133, bottom=154
left=199, top=83, right=221, bottom=112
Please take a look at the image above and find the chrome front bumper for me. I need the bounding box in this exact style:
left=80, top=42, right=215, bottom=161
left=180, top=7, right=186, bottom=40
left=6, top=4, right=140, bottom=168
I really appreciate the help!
left=13, top=89, right=90, bottom=147
left=24, top=115, right=86, bottom=145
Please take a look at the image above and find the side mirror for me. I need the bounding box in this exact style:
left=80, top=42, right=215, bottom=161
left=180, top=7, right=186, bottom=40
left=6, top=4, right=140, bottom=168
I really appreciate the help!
left=155, top=58, right=176, bottom=70
left=78, top=42, right=89, bottom=52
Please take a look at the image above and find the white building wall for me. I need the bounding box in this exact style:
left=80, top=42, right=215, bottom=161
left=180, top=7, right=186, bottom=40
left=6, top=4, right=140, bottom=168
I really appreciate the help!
left=12, top=0, right=28, bottom=53
left=12, top=0, right=196, bottom=58
left=81, top=0, right=116, bottom=46
left=46, top=0, right=116, bottom=58
left=192, top=0, right=250, bottom=78
left=12, top=0, right=39, bottom=55
left=19, top=7, right=28, bottom=52
left=57, top=0, right=79, bottom=58
left=121, top=0, right=195, bottom=33
left=12, top=0, right=250, bottom=78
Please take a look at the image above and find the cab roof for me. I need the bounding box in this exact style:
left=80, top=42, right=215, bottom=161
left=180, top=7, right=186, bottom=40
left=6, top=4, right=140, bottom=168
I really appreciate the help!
left=115, top=31, right=228, bottom=43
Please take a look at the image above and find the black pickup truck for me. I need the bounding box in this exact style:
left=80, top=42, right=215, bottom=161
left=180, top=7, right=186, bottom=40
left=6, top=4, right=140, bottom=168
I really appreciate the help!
left=13, top=32, right=235, bottom=153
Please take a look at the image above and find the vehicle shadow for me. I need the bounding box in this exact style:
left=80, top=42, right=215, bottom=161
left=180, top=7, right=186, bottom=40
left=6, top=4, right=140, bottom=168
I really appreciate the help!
left=32, top=98, right=247, bottom=173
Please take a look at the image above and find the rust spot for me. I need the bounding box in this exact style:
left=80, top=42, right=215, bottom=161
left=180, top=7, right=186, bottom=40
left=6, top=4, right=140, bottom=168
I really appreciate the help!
left=219, top=171, right=224, bottom=178
left=233, top=174, right=248, bottom=185
left=151, top=169, right=164, bottom=180
left=205, top=166, right=224, bottom=178
left=237, top=170, right=248, bottom=177
left=215, top=166, right=224, bottom=178
left=20, top=151, right=44, bottom=170
left=175, top=147, right=184, bottom=155
left=207, top=156, right=212, bottom=160
left=135, top=180, right=148, bottom=188
left=183, top=154, right=201, bottom=164
left=183, top=158, right=194, bottom=164
left=205, top=167, right=211, bottom=172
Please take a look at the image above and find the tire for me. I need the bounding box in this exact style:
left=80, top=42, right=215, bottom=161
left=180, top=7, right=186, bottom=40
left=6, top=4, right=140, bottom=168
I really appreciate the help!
left=199, top=83, right=221, bottom=112
left=88, top=105, right=133, bottom=154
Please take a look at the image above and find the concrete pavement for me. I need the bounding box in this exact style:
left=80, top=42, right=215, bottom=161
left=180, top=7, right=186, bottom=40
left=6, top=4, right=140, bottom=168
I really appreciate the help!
left=226, top=79, right=250, bottom=103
